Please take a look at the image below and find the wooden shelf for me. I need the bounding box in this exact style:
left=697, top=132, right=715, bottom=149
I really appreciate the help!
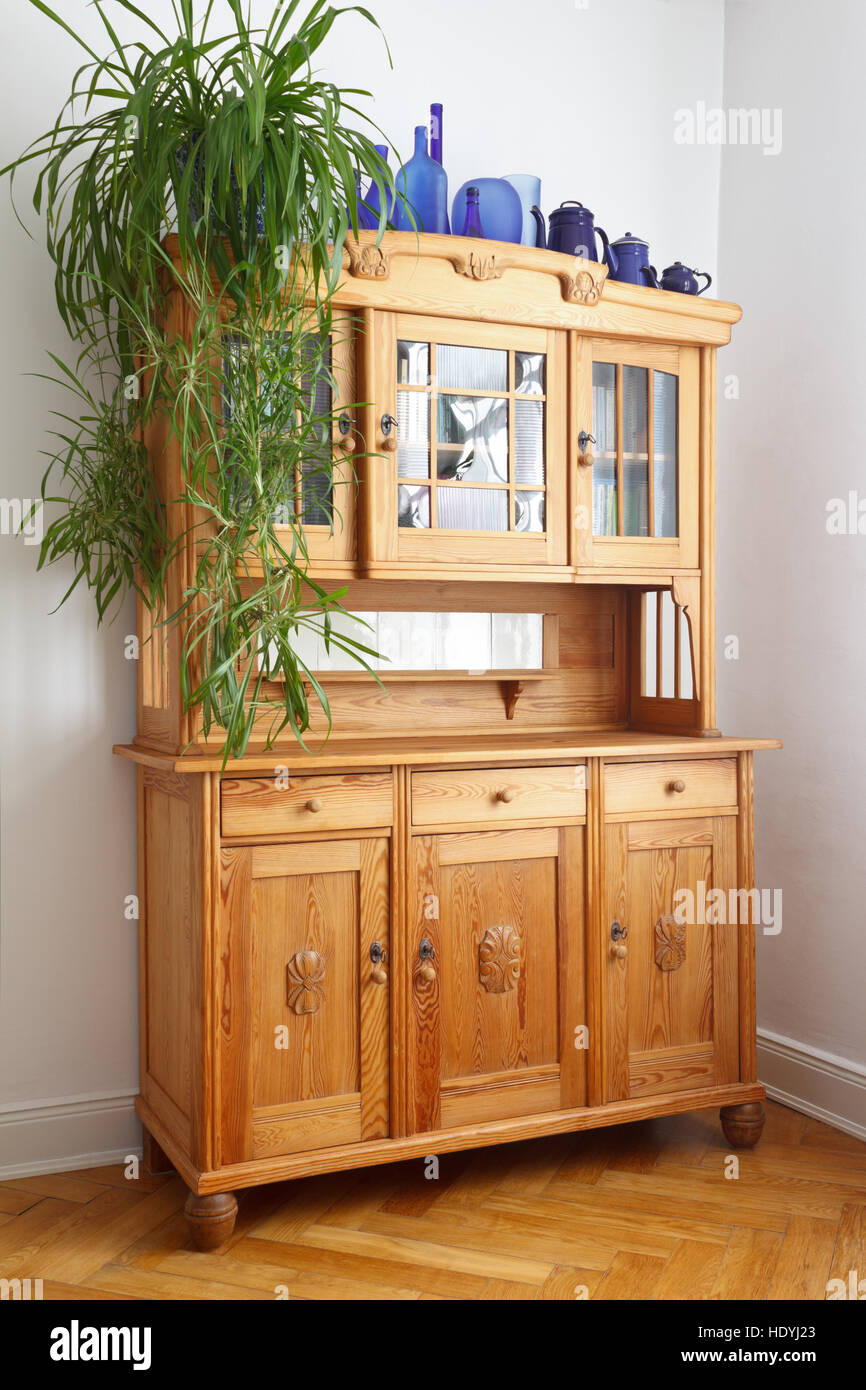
left=299, top=668, right=558, bottom=720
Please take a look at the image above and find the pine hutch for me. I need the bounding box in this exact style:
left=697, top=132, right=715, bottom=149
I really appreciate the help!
left=116, top=231, right=779, bottom=1248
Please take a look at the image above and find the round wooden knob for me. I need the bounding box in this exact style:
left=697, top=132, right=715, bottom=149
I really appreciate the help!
left=668, top=780, right=686, bottom=794
left=419, top=961, right=435, bottom=983
left=611, top=941, right=628, bottom=959
left=339, top=434, right=356, bottom=454
left=382, top=434, right=398, bottom=452
left=306, top=797, right=323, bottom=813
left=578, top=449, right=594, bottom=469
left=371, top=963, right=387, bottom=985
left=496, top=788, right=515, bottom=803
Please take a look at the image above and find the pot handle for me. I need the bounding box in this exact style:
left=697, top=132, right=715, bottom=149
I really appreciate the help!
left=696, top=271, right=713, bottom=295
left=596, top=226, right=617, bottom=276
left=530, top=205, right=547, bottom=250
left=642, top=264, right=660, bottom=289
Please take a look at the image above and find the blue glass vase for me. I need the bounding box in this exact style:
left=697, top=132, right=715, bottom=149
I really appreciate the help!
left=348, top=170, right=377, bottom=230
left=395, top=125, right=449, bottom=234
left=362, top=145, right=396, bottom=227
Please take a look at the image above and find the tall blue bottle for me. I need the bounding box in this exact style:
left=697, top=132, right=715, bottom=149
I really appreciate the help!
left=429, top=103, right=450, bottom=233
left=395, top=125, right=448, bottom=234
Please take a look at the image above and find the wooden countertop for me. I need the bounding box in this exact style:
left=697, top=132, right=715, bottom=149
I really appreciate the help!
left=114, top=730, right=782, bottom=775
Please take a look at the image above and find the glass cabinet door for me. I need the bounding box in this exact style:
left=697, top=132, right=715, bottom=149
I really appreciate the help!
left=374, top=314, right=566, bottom=570
left=222, top=312, right=358, bottom=568
left=575, top=337, right=699, bottom=572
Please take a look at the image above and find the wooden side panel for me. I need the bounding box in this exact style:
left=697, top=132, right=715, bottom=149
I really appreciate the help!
left=737, top=752, right=758, bottom=1082
left=140, top=769, right=208, bottom=1165
left=218, top=846, right=254, bottom=1166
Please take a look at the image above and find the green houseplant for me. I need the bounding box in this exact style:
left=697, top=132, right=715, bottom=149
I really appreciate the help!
left=4, top=0, right=400, bottom=756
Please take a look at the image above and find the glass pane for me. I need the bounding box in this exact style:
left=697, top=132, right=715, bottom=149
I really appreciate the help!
left=592, top=361, right=617, bottom=536
left=397, top=389, right=430, bottom=478
left=514, top=399, right=544, bottom=484
left=436, top=395, right=508, bottom=482
left=653, top=371, right=678, bottom=538
left=515, top=351, right=545, bottom=396
left=397, top=340, right=429, bottom=385
left=437, top=487, right=508, bottom=531
left=622, top=364, right=649, bottom=537
left=515, top=490, right=545, bottom=533
left=398, top=484, right=430, bottom=528
left=437, top=344, right=507, bottom=392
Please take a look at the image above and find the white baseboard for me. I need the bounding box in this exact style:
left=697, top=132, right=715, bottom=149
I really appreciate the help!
left=757, top=1028, right=866, bottom=1141
left=1, top=1034, right=863, bottom=1181
left=0, top=1089, right=141, bottom=1181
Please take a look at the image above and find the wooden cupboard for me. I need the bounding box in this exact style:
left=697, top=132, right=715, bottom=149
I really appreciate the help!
left=119, top=231, right=779, bottom=1248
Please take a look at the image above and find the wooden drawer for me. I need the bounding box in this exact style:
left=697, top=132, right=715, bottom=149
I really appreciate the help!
left=221, top=772, right=393, bottom=837
left=411, top=765, right=586, bottom=827
left=604, top=758, right=737, bottom=817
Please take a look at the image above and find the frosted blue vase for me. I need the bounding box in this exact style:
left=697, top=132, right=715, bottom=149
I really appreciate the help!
left=362, top=144, right=396, bottom=226
left=395, top=125, right=449, bottom=234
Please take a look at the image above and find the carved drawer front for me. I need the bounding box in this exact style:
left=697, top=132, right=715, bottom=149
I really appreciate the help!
left=604, top=758, right=737, bottom=818
left=221, top=772, right=393, bottom=837
left=411, top=765, right=586, bottom=828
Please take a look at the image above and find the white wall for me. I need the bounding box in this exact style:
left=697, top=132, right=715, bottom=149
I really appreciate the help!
left=0, top=0, right=730, bottom=1174
left=717, top=0, right=866, bottom=1130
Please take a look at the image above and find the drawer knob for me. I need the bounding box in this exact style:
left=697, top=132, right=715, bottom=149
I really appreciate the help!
left=668, top=779, right=686, bottom=794
left=496, top=787, right=515, bottom=804
left=306, top=797, right=323, bottom=813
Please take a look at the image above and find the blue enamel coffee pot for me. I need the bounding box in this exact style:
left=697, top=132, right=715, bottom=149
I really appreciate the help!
left=530, top=200, right=612, bottom=265
left=645, top=261, right=713, bottom=295
left=606, top=232, right=655, bottom=287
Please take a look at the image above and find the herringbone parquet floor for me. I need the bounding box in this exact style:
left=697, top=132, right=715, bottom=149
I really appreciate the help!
left=2, top=1100, right=865, bottom=1300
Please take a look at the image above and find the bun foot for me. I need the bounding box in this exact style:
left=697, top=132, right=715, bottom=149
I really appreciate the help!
left=720, top=1101, right=766, bottom=1149
left=184, top=1190, right=238, bottom=1250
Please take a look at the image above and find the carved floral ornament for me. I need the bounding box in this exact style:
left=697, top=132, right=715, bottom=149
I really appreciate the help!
left=286, top=950, right=326, bottom=1014
left=654, top=915, right=687, bottom=972
left=479, top=924, right=521, bottom=994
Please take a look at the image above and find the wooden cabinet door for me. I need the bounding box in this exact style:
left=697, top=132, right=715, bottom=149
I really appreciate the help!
left=369, top=314, right=567, bottom=572
left=573, top=337, right=699, bottom=572
left=602, top=816, right=739, bottom=1103
left=407, top=827, right=585, bottom=1132
left=218, top=836, right=389, bottom=1164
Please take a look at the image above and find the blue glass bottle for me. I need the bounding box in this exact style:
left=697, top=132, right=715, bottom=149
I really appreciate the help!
left=395, top=125, right=449, bottom=234
left=348, top=170, right=376, bottom=230
left=429, top=103, right=450, bottom=232
left=460, top=186, right=484, bottom=238
left=362, top=144, right=395, bottom=226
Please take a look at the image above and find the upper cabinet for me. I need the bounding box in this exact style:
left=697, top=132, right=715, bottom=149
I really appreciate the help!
left=573, top=337, right=700, bottom=573
left=367, top=313, right=568, bottom=572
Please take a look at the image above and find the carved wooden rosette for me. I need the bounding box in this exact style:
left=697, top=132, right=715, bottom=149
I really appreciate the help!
left=479, top=924, right=521, bottom=994
left=344, top=241, right=391, bottom=280
left=559, top=262, right=608, bottom=306
left=286, top=950, right=326, bottom=1014
left=654, top=915, right=686, bottom=972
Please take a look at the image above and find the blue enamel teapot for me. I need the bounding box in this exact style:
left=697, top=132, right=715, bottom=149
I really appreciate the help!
left=606, top=232, right=656, bottom=287
left=644, top=261, right=713, bottom=295
left=530, top=200, right=612, bottom=265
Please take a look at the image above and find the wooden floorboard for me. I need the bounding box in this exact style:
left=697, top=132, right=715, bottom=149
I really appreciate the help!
left=1, top=1101, right=864, bottom=1300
